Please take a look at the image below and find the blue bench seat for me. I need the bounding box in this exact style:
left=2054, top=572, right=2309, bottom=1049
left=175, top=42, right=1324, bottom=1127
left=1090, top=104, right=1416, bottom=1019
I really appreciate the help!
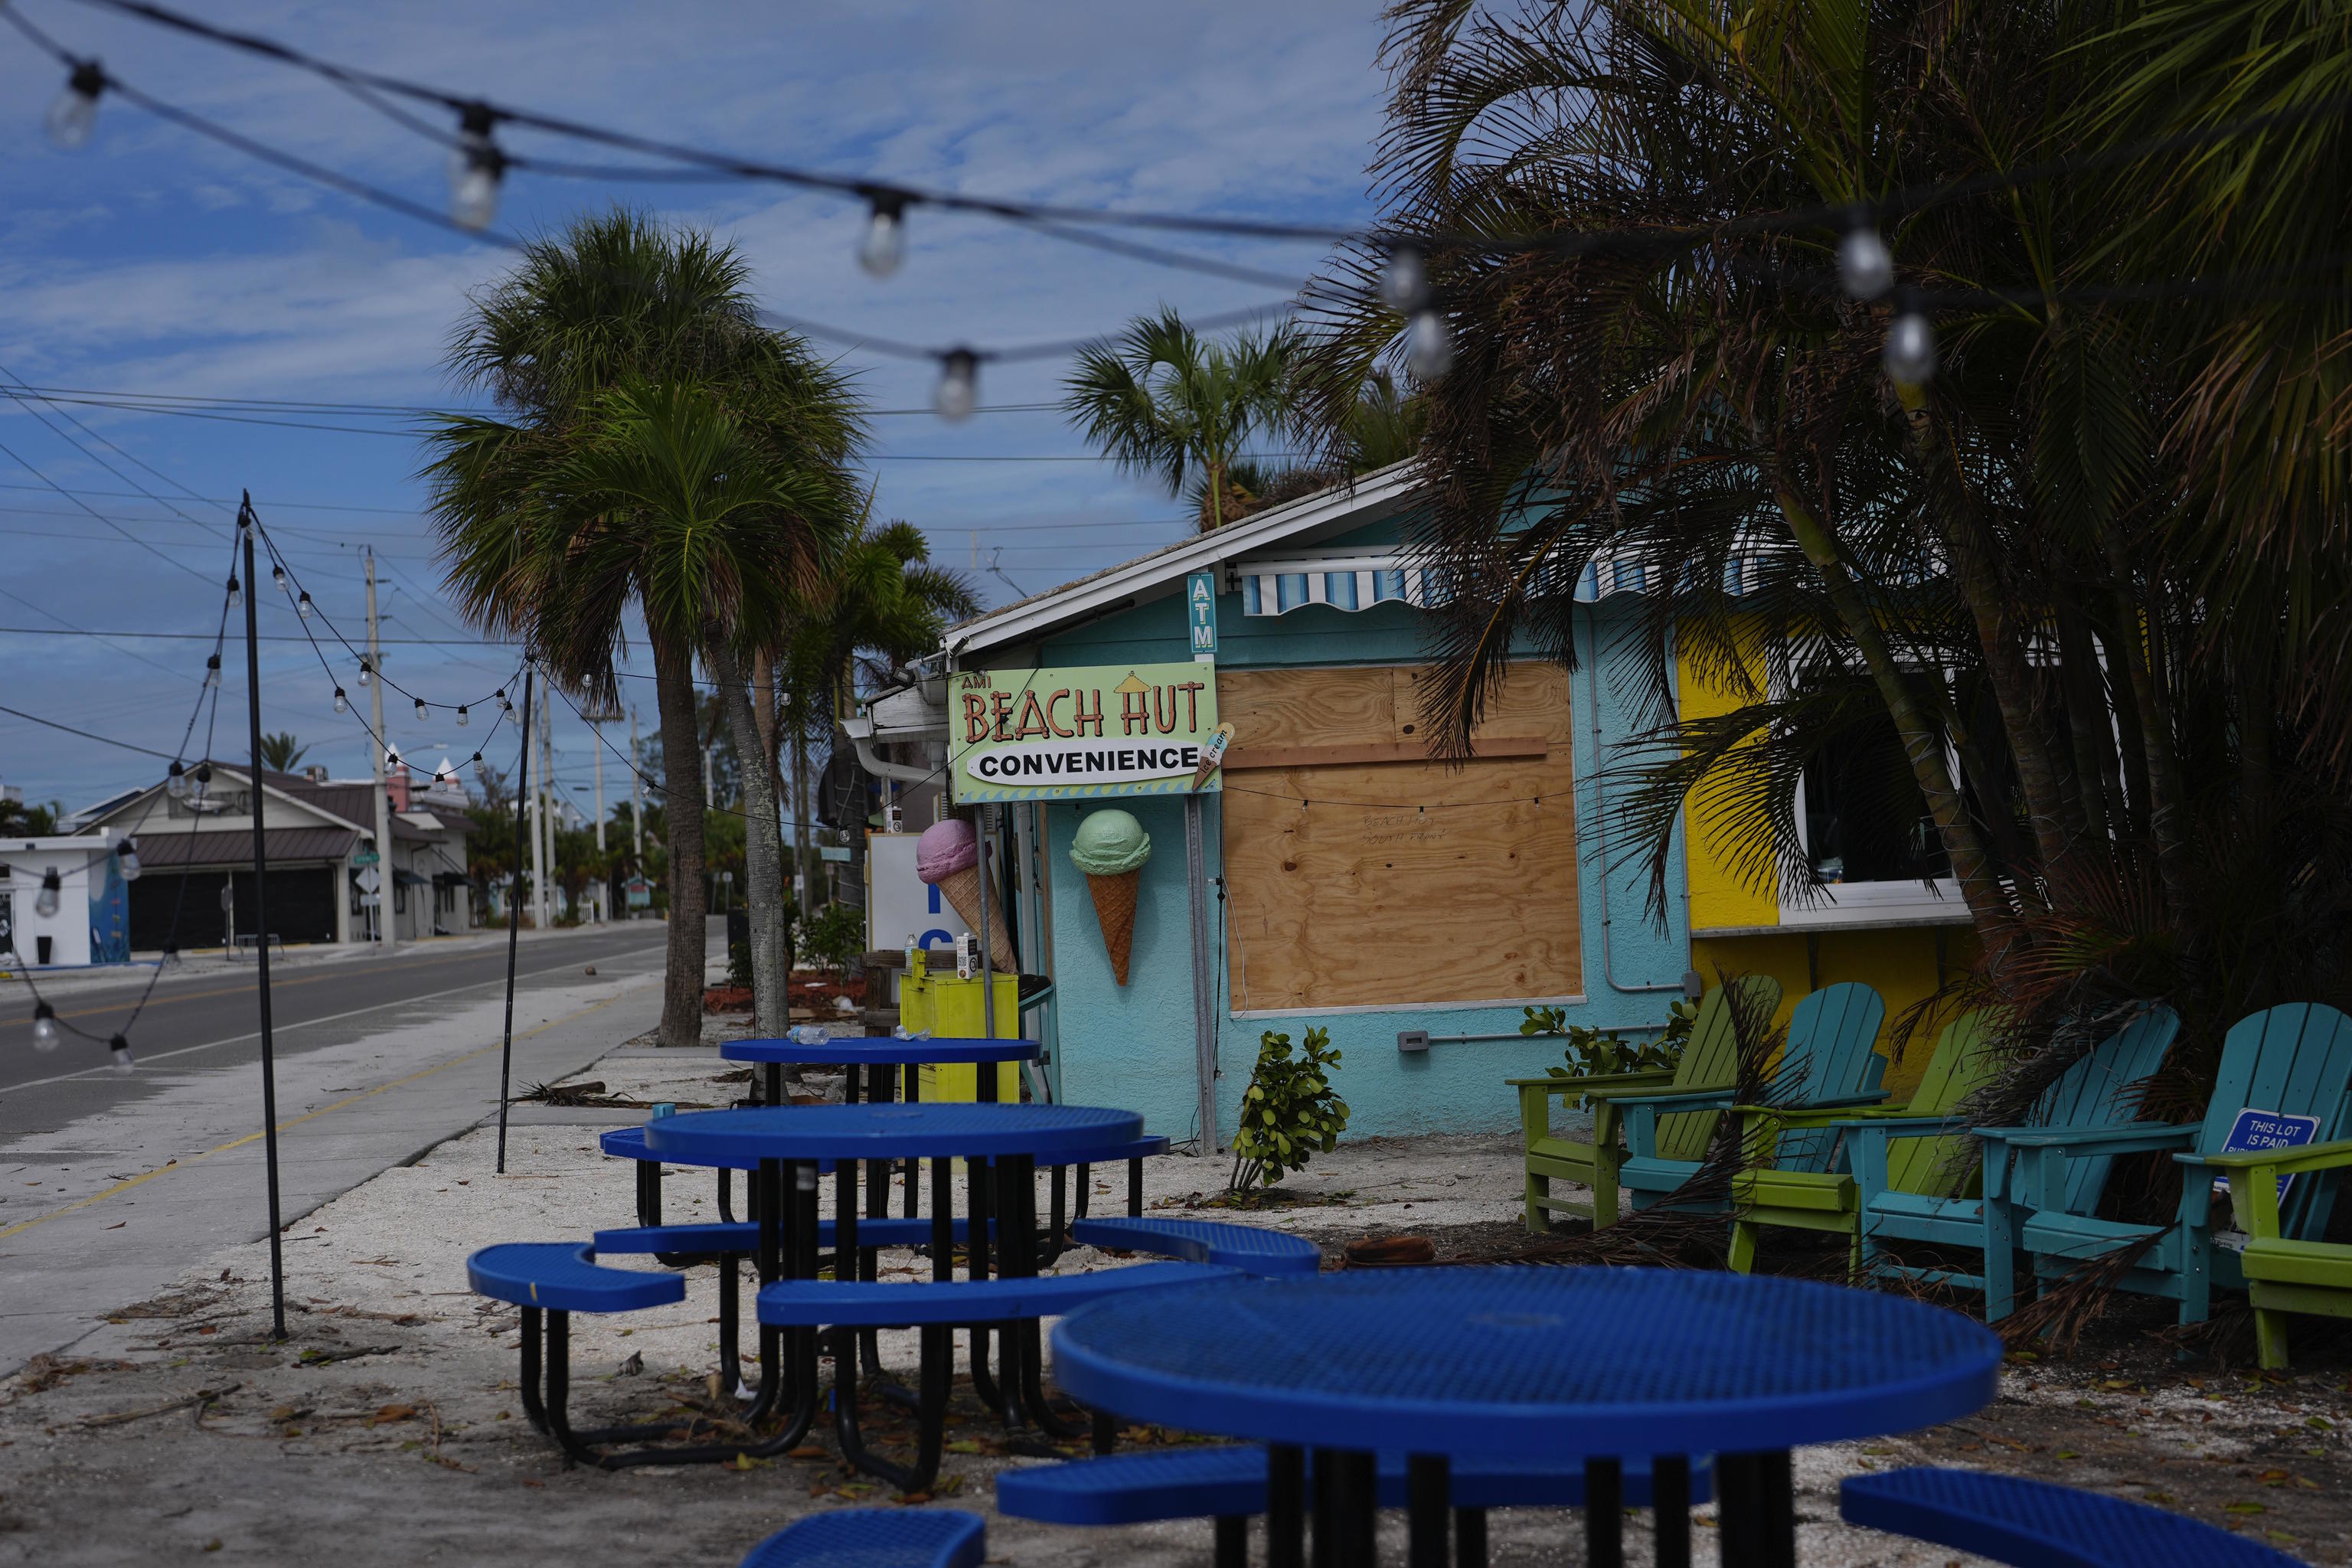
left=756, top=1262, right=1225, bottom=1328
left=592, top=1219, right=992, bottom=1256
left=466, top=1242, right=683, bottom=1313
left=997, top=1445, right=1714, bottom=1524
left=1070, top=1216, right=1321, bottom=1276
left=1841, top=1468, right=2302, bottom=1566
left=739, top=1508, right=985, bottom=1568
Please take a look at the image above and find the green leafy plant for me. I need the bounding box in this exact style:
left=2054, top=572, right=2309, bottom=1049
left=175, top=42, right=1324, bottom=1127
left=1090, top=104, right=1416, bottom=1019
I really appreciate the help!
left=1228, top=1026, right=1348, bottom=1191
left=1539, top=1001, right=1690, bottom=1080
left=800, top=901, right=864, bottom=982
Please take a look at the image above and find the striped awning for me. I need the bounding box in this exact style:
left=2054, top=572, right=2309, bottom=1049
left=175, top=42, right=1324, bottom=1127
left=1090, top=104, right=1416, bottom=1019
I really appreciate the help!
left=1236, top=547, right=1769, bottom=617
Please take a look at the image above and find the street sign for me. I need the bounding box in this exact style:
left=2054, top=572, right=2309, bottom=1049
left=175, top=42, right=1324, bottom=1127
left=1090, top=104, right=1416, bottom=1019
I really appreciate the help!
left=624, top=876, right=651, bottom=910
left=356, top=867, right=381, bottom=895
left=353, top=851, right=380, bottom=867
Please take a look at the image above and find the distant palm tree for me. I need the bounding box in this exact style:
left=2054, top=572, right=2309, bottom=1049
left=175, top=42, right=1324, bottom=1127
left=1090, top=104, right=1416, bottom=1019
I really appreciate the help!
left=776, top=516, right=978, bottom=913
left=1063, top=309, right=1299, bottom=531
left=423, top=208, right=864, bottom=1046
left=256, top=732, right=309, bottom=773
left=554, top=376, right=848, bottom=1031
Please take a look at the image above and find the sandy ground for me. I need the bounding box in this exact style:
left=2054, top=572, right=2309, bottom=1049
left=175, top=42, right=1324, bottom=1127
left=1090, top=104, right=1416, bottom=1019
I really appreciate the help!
left=3, top=1039, right=2349, bottom=1566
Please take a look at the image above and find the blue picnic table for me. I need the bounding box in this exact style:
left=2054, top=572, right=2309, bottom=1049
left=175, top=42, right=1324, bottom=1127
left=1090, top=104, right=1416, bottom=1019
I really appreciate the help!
left=646, top=1102, right=1150, bottom=1484
left=1053, top=1267, right=2001, bottom=1568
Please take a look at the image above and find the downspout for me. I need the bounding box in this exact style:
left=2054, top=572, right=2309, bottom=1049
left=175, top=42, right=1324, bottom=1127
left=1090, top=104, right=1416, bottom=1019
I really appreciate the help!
left=1586, top=602, right=1686, bottom=995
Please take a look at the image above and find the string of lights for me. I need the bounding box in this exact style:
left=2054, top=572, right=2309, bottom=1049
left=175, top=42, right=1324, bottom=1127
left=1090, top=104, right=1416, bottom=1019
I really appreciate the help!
left=28, top=0, right=2352, bottom=399
left=247, top=508, right=523, bottom=788
left=12, top=529, right=241, bottom=1069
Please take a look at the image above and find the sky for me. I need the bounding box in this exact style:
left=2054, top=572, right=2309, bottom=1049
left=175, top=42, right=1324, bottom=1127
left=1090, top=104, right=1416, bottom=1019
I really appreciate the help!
left=0, top=1, right=1394, bottom=821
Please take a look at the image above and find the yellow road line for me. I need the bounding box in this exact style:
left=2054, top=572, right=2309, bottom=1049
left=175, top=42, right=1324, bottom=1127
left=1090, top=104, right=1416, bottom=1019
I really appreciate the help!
left=0, top=986, right=641, bottom=1241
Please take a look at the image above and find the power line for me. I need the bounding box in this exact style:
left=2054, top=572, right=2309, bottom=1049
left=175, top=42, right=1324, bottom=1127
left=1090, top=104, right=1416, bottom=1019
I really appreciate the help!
left=2, top=5, right=1311, bottom=377
left=3, top=384, right=1063, bottom=418
left=0, top=624, right=520, bottom=645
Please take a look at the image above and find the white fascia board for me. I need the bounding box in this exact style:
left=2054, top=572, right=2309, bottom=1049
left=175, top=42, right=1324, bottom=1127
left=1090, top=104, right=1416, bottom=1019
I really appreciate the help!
left=946, top=461, right=1424, bottom=659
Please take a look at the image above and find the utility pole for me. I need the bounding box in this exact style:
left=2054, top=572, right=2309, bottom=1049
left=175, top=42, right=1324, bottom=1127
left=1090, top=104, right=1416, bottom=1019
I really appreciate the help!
left=364, top=549, right=395, bottom=953
left=629, top=705, right=644, bottom=862
left=528, top=673, right=547, bottom=933
left=591, top=710, right=606, bottom=923
left=538, top=686, right=557, bottom=930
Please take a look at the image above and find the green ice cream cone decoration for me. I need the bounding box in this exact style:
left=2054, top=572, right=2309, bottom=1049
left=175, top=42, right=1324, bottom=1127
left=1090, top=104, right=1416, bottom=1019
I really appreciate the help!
left=1069, top=808, right=1150, bottom=985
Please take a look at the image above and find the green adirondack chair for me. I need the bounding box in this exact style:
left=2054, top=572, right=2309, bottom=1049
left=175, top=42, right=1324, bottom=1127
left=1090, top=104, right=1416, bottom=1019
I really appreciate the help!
left=1508, top=975, right=1780, bottom=1232
left=1992, top=1002, right=2352, bottom=1328
left=1848, top=1005, right=2178, bottom=1318
left=2232, top=1132, right=2352, bottom=1369
left=1726, top=1011, right=2000, bottom=1277
left=1610, top=982, right=1890, bottom=1214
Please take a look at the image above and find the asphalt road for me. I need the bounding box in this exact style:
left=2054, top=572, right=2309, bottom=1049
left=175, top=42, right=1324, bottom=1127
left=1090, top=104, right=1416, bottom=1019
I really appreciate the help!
left=0, top=922, right=678, bottom=1135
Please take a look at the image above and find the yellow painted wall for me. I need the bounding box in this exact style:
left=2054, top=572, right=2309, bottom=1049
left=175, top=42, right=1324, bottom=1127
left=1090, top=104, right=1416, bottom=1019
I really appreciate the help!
left=1690, top=926, right=1978, bottom=1101
left=1674, top=632, right=1778, bottom=931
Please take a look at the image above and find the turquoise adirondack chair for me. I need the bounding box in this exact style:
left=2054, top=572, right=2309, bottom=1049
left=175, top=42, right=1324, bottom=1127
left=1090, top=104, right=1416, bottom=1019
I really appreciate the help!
left=1613, top=982, right=1890, bottom=1212
left=1990, top=1003, right=2352, bottom=1326
left=1847, top=1006, right=2178, bottom=1318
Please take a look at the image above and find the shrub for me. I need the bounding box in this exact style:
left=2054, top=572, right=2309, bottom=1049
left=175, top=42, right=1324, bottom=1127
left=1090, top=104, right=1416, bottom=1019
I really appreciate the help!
left=1228, top=1026, right=1349, bottom=1191
left=801, top=902, right=864, bottom=982
left=1531, top=1000, right=1691, bottom=1080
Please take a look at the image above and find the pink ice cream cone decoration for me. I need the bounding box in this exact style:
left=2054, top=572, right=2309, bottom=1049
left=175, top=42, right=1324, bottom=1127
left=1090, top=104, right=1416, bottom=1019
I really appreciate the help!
left=915, top=817, right=1014, bottom=971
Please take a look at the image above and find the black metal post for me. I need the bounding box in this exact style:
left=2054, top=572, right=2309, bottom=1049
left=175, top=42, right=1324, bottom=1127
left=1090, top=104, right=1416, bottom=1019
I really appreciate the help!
left=495, top=665, right=533, bottom=1173
left=240, top=505, right=286, bottom=1341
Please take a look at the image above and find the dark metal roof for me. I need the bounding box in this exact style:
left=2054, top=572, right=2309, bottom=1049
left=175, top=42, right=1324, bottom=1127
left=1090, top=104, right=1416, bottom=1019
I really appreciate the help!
left=129, top=826, right=360, bottom=869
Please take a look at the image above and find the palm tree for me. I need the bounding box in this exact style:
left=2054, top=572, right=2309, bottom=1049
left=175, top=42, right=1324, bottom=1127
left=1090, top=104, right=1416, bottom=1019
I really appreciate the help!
left=776, top=517, right=978, bottom=915
left=1063, top=309, right=1300, bottom=531
left=1302, top=2, right=2352, bottom=1125
left=256, top=732, right=309, bottom=773
left=423, top=208, right=864, bottom=1047
left=554, top=377, right=847, bottom=1037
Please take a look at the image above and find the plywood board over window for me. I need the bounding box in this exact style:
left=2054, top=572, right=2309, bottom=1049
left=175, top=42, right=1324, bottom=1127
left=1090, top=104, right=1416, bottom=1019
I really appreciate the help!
left=1220, top=662, right=1580, bottom=1014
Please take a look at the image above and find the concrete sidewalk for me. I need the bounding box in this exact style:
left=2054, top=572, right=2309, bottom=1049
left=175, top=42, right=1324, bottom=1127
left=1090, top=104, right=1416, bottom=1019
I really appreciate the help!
left=0, top=945, right=668, bottom=1374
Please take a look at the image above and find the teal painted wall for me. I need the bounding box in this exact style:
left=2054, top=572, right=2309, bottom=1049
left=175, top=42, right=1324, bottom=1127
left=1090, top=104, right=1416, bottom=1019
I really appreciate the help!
left=998, top=517, right=1691, bottom=1142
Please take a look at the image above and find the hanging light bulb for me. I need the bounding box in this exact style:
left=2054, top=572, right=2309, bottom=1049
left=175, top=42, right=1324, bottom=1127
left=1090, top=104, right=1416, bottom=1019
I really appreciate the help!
left=118, top=838, right=141, bottom=881
left=414, top=697, right=430, bottom=722
left=34, top=868, right=61, bottom=919
left=30, top=1003, right=60, bottom=1053
left=387, top=750, right=400, bottom=769
left=1379, top=241, right=1429, bottom=313
left=204, top=654, right=221, bottom=689
left=446, top=103, right=505, bottom=232
left=271, top=564, right=289, bottom=594
left=858, top=191, right=907, bottom=278
left=495, top=689, right=512, bottom=714
left=109, top=1033, right=135, bottom=1075
left=1838, top=224, right=1894, bottom=301
left=333, top=687, right=348, bottom=714
left=166, top=760, right=188, bottom=801
left=191, top=764, right=211, bottom=803
left=357, top=658, right=372, bottom=688
left=935, top=348, right=978, bottom=421
left=44, top=60, right=105, bottom=151
left=456, top=705, right=470, bottom=727
left=1407, top=309, right=1454, bottom=381
left=226, top=575, right=242, bottom=609
left=296, top=590, right=315, bottom=620
left=1883, top=300, right=1936, bottom=387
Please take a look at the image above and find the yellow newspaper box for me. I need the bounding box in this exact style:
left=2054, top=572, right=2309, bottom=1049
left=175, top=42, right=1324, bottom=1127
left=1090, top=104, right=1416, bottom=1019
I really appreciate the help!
left=897, top=966, right=1022, bottom=1102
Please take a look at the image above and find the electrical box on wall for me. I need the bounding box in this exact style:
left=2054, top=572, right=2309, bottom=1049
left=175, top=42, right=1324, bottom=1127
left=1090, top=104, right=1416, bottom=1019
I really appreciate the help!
left=1396, top=1029, right=1430, bottom=1053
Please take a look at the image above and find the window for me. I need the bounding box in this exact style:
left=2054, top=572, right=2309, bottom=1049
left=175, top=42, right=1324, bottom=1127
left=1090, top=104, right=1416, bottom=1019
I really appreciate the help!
left=1798, top=707, right=1949, bottom=885
left=1216, top=663, right=1582, bottom=1014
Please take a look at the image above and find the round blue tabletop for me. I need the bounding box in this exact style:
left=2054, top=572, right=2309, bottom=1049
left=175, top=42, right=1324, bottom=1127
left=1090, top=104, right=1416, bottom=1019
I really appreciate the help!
left=601, top=1125, right=1168, bottom=1171
left=642, top=1102, right=1142, bottom=1163
left=723, top=1035, right=1040, bottom=1066
left=1051, top=1267, right=2000, bottom=1459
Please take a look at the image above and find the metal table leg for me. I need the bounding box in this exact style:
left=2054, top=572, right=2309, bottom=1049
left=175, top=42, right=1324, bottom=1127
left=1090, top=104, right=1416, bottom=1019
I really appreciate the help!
left=1406, top=1454, right=1449, bottom=1568
left=1266, top=1445, right=1306, bottom=1568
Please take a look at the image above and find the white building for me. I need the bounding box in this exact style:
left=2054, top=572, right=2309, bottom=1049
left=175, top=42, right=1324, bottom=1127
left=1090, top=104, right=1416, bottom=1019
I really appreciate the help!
left=74, top=762, right=475, bottom=950
left=0, top=831, right=134, bottom=969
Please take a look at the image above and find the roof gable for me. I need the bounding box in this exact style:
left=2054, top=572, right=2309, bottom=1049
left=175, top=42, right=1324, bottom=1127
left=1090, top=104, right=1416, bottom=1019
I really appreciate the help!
left=947, top=461, right=1423, bottom=658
